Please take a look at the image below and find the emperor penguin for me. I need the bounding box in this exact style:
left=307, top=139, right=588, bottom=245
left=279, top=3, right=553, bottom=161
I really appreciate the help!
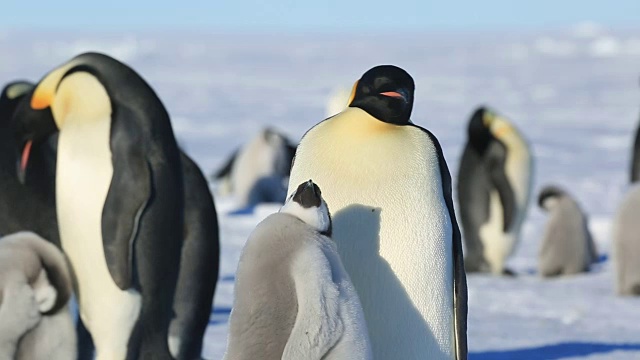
left=213, top=127, right=296, bottom=206
left=224, top=180, right=372, bottom=360
left=537, top=185, right=597, bottom=277
left=14, top=52, right=184, bottom=359
left=613, top=184, right=640, bottom=296
left=287, top=66, right=467, bottom=359
left=457, top=106, right=533, bottom=275
left=0, top=81, right=59, bottom=246
left=10, top=80, right=220, bottom=360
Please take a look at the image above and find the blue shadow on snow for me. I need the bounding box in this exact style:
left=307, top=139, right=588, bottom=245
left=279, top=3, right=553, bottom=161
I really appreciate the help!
left=470, top=342, right=640, bottom=360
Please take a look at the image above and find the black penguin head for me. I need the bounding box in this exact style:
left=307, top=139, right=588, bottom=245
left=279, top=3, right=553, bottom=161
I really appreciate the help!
left=0, top=81, right=57, bottom=183
left=292, top=180, right=322, bottom=208
left=0, top=81, right=35, bottom=123
left=281, top=180, right=332, bottom=236
left=467, top=106, right=495, bottom=154
left=538, top=185, right=566, bottom=211
left=12, top=94, right=58, bottom=184
left=348, top=65, right=415, bottom=125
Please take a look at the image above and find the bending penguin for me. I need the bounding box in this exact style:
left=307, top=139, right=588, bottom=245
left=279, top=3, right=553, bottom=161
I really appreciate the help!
left=15, top=52, right=184, bottom=359
left=0, top=81, right=59, bottom=245
left=224, top=180, right=372, bottom=360
left=613, top=184, right=640, bottom=296
left=214, top=127, right=296, bottom=207
left=537, top=185, right=597, bottom=277
left=457, top=106, right=533, bottom=275
left=10, top=80, right=220, bottom=360
left=288, top=66, right=467, bottom=359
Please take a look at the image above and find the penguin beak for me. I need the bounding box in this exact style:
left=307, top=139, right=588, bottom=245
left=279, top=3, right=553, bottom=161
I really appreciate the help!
left=31, top=91, right=53, bottom=110
left=380, top=90, right=408, bottom=103
left=17, top=140, right=33, bottom=184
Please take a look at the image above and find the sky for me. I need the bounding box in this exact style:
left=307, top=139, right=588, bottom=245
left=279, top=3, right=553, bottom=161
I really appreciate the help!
left=1, top=0, right=639, bottom=33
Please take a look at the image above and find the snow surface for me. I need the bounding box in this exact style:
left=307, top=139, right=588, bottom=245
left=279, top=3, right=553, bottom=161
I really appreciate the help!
left=1, top=26, right=640, bottom=359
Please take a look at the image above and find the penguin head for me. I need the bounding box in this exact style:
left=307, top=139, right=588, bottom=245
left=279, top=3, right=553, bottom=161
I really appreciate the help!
left=468, top=106, right=516, bottom=153
left=280, top=180, right=332, bottom=236
left=1, top=81, right=58, bottom=184
left=348, top=65, right=415, bottom=125
left=538, top=185, right=566, bottom=211
left=0, top=81, right=35, bottom=123
left=262, top=127, right=286, bottom=147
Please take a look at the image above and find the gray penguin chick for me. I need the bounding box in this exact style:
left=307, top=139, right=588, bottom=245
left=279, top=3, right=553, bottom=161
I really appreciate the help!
left=224, top=180, right=372, bottom=360
left=538, top=186, right=597, bottom=277
left=0, top=232, right=76, bottom=360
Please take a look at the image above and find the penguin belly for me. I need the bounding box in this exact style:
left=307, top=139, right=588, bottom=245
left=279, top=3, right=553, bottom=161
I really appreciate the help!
left=289, top=114, right=454, bottom=359
left=56, top=115, right=141, bottom=360
left=479, top=190, right=514, bottom=274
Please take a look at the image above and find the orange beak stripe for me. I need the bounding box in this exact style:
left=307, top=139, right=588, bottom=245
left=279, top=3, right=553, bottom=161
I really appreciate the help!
left=20, top=140, right=33, bottom=172
left=379, top=91, right=404, bottom=99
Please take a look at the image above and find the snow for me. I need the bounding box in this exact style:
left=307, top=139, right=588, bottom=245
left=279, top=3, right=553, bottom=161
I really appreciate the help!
left=1, top=26, right=640, bottom=359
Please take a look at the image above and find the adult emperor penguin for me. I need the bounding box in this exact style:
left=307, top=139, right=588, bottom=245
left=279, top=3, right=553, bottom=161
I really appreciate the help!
left=613, top=184, right=640, bottom=295
left=15, top=52, right=184, bottom=359
left=11, top=81, right=220, bottom=360
left=537, top=185, right=597, bottom=277
left=287, top=66, right=467, bottom=359
left=225, top=180, right=372, bottom=360
left=214, top=127, right=296, bottom=206
left=457, top=106, right=533, bottom=275
left=0, top=81, right=59, bottom=245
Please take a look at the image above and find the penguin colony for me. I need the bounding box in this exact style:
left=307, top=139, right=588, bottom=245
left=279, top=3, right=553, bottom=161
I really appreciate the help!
left=0, top=46, right=639, bottom=360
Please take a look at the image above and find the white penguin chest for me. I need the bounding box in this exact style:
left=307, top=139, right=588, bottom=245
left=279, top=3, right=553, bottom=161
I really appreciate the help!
left=56, top=115, right=141, bottom=358
left=288, top=110, right=455, bottom=358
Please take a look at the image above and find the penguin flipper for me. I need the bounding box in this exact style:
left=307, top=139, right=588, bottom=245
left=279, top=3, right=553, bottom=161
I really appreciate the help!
left=282, top=245, right=343, bottom=359
left=486, top=144, right=516, bottom=232
left=489, top=163, right=516, bottom=232
left=102, top=119, right=152, bottom=290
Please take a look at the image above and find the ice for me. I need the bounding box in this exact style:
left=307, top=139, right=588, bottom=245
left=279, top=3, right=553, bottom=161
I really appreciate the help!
left=1, top=27, right=639, bottom=359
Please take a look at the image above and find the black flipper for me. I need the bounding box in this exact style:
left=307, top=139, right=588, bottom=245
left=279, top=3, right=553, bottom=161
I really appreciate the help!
left=412, top=124, right=468, bottom=360
left=213, top=148, right=239, bottom=180
left=102, top=108, right=152, bottom=290
left=487, top=143, right=516, bottom=232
